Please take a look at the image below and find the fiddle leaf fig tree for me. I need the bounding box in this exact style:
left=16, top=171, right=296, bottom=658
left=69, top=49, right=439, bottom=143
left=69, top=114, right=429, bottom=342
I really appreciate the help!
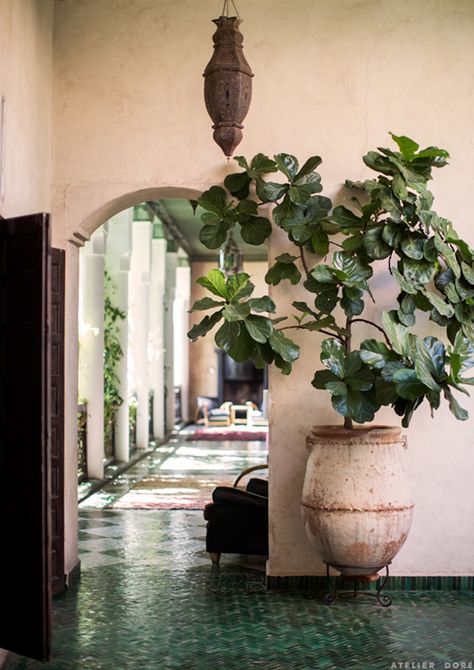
left=187, top=134, right=474, bottom=428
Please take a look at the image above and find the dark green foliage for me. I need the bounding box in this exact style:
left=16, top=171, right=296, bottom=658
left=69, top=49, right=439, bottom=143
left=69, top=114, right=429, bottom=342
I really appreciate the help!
left=103, top=271, right=126, bottom=450
left=189, top=136, right=474, bottom=427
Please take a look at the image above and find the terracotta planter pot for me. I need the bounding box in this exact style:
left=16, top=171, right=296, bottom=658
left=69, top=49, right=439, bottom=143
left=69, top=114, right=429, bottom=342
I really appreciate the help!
left=300, top=425, right=414, bottom=576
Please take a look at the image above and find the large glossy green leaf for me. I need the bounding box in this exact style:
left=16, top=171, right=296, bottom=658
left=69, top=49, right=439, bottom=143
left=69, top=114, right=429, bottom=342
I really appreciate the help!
left=382, top=222, right=403, bottom=248
left=199, top=224, right=228, bottom=249
left=331, top=206, right=363, bottom=230
left=288, top=182, right=315, bottom=205
left=196, top=269, right=228, bottom=298
left=392, top=368, right=429, bottom=400
left=226, top=273, right=254, bottom=302
left=224, top=172, right=251, bottom=199
left=227, top=326, right=255, bottom=363
left=332, top=389, right=378, bottom=423
left=443, top=387, right=469, bottom=421
left=187, top=309, right=223, bottom=342
left=389, top=133, right=420, bottom=160
left=248, top=296, right=276, bottom=313
left=434, top=234, right=461, bottom=278
left=274, top=354, right=292, bottom=375
left=310, top=227, right=330, bottom=256
left=414, top=337, right=443, bottom=391
left=321, top=338, right=345, bottom=378
left=306, top=195, right=332, bottom=222
left=255, top=179, right=288, bottom=203
left=287, top=223, right=312, bottom=244
left=198, top=186, right=228, bottom=216
left=341, top=286, right=364, bottom=317
left=392, top=173, right=408, bottom=200
left=274, top=153, right=299, bottom=181
left=265, top=261, right=301, bottom=286
left=375, top=378, right=399, bottom=405
left=310, top=264, right=336, bottom=284
left=223, top=302, right=251, bottom=322
left=461, top=262, right=474, bottom=285
left=333, top=252, right=373, bottom=284
left=382, top=310, right=410, bottom=356
left=244, top=315, right=273, bottom=343
left=311, top=369, right=340, bottom=389
left=314, top=286, right=339, bottom=313
left=402, top=258, right=436, bottom=284
left=401, top=235, right=425, bottom=260
left=240, top=216, right=272, bottom=245
left=189, top=297, right=225, bottom=312
left=421, top=288, right=454, bottom=318
left=269, top=330, right=300, bottom=362
left=363, top=151, right=398, bottom=176
left=296, top=156, right=322, bottom=179
left=249, top=153, right=278, bottom=177
left=236, top=199, right=258, bottom=217
left=215, top=320, right=240, bottom=351
left=449, top=331, right=474, bottom=380
left=363, top=225, right=391, bottom=260
left=392, top=267, right=418, bottom=295
left=360, top=339, right=401, bottom=369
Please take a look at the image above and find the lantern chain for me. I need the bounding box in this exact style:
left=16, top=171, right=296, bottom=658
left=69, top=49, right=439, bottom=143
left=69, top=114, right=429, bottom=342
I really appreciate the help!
left=221, top=0, right=240, bottom=19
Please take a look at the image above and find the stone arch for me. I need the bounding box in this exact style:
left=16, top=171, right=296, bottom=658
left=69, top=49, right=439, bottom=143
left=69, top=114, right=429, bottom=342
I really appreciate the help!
left=62, top=184, right=203, bottom=246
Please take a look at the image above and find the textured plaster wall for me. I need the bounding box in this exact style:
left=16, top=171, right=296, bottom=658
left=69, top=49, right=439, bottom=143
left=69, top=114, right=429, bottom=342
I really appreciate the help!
left=0, top=0, right=53, bottom=218
left=52, top=0, right=474, bottom=575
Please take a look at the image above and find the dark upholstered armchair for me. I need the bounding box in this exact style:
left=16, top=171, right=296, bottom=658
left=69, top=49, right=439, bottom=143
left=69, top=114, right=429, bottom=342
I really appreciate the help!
left=203, top=477, right=268, bottom=565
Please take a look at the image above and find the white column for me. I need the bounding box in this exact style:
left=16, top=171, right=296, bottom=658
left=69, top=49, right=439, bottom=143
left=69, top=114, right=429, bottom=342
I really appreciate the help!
left=149, top=237, right=167, bottom=439
left=78, top=230, right=105, bottom=480
left=105, top=210, right=132, bottom=462
left=113, top=254, right=131, bottom=461
left=164, top=251, right=177, bottom=431
left=174, top=256, right=191, bottom=422
left=130, top=220, right=152, bottom=448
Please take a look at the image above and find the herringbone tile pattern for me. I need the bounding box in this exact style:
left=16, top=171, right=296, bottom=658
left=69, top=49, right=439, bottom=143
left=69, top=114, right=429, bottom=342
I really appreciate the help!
left=5, top=509, right=474, bottom=670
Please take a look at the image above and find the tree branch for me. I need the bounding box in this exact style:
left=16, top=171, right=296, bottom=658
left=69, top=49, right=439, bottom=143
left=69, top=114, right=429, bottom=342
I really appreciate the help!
left=299, top=246, right=310, bottom=277
left=348, top=318, right=391, bottom=347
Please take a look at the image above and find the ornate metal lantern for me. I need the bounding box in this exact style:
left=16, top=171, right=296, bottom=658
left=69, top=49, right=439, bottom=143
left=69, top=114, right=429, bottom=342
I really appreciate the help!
left=218, top=232, right=243, bottom=277
left=203, top=1, right=253, bottom=157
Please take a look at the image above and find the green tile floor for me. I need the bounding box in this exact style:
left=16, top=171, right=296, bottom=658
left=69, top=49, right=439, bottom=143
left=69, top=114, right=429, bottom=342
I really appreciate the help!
left=5, top=432, right=474, bottom=669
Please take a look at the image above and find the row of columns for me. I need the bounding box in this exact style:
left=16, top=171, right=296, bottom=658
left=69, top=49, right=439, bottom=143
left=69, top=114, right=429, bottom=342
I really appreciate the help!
left=78, top=205, right=191, bottom=479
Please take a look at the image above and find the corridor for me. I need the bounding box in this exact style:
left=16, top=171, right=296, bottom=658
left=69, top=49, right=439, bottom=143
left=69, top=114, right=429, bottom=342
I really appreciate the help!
left=4, top=431, right=474, bottom=670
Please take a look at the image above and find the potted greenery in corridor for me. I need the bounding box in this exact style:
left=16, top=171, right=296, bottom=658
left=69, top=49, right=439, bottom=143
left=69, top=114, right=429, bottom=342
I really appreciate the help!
left=103, top=270, right=126, bottom=460
left=188, top=134, right=474, bottom=576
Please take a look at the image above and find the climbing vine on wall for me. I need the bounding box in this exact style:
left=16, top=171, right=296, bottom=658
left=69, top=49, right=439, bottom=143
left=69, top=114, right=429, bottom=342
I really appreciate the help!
left=104, top=269, right=126, bottom=457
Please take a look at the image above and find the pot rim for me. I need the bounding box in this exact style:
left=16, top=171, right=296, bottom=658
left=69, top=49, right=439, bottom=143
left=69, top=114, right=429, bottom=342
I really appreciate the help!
left=309, top=425, right=402, bottom=440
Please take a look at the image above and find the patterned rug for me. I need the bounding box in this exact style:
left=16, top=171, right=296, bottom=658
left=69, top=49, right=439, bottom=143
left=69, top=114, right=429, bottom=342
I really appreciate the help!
left=186, top=428, right=268, bottom=441
left=110, top=473, right=235, bottom=510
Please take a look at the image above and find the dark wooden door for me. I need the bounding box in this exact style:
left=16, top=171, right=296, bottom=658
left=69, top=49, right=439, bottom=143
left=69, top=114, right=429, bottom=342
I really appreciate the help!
left=0, top=213, right=52, bottom=661
left=50, top=248, right=65, bottom=595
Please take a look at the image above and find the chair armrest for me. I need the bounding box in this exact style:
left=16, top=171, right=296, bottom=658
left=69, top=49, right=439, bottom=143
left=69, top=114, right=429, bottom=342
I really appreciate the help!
left=212, top=486, right=268, bottom=510
left=246, top=478, right=268, bottom=498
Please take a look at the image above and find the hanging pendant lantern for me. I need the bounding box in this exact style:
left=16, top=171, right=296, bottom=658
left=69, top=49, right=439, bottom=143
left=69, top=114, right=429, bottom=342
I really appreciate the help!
left=203, top=1, right=253, bottom=158
left=218, top=231, right=243, bottom=277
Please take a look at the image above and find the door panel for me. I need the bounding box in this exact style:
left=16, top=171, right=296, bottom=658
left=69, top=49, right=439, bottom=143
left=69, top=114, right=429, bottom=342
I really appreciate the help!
left=0, top=214, right=51, bottom=661
left=50, top=248, right=65, bottom=595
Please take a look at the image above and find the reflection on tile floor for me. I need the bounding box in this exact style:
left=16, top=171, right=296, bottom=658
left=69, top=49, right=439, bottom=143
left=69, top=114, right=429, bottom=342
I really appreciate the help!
left=80, top=436, right=268, bottom=510
left=4, top=433, right=474, bottom=669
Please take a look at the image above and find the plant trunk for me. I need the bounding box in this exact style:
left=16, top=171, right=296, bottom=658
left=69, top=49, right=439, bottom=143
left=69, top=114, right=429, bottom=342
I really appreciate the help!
left=344, top=317, right=354, bottom=430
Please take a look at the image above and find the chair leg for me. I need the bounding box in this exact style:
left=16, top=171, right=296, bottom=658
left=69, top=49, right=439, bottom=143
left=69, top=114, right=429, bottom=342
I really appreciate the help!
left=209, top=552, right=221, bottom=565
